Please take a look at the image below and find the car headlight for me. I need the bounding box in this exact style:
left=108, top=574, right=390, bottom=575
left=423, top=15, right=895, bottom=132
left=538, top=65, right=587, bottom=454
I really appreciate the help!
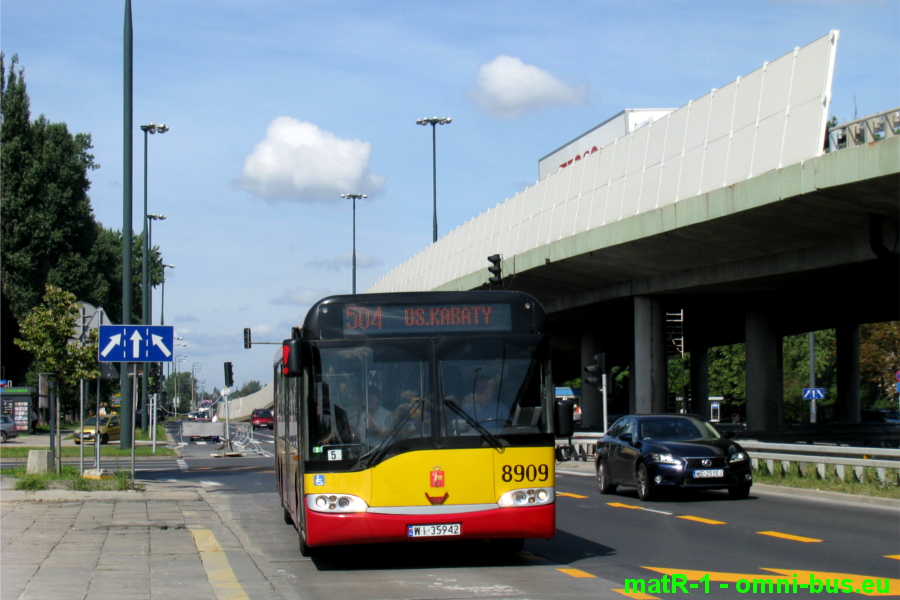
left=649, top=453, right=681, bottom=465
left=306, top=493, right=368, bottom=513
left=729, top=451, right=749, bottom=463
left=498, top=487, right=554, bottom=507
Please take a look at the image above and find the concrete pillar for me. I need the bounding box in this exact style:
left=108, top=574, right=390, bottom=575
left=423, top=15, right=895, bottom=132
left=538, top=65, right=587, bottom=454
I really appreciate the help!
left=690, top=344, right=709, bottom=419
left=580, top=331, right=602, bottom=429
left=634, top=296, right=667, bottom=414
left=745, top=307, right=783, bottom=432
left=835, top=324, right=861, bottom=423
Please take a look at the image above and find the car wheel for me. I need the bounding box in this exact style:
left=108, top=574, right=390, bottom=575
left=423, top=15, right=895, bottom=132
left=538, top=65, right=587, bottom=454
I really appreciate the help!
left=728, top=484, right=750, bottom=500
left=636, top=463, right=655, bottom=501
left=0, top=430, right=7, bottom=443
left=597, top=459, right=617, bottom=494
left=100, top=433, right=109, bottom=445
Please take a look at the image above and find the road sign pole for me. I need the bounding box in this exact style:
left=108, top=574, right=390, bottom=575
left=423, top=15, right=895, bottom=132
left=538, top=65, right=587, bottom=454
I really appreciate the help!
left=131, top=364, right=137, bottom=488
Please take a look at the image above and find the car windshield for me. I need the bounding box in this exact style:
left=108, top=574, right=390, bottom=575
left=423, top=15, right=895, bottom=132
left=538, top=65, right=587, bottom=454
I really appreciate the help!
left=254, top=410, right=272, bottom=418
left=639, top=418, right=720, bottom=441
left=84, top=417, right=110, bottom=426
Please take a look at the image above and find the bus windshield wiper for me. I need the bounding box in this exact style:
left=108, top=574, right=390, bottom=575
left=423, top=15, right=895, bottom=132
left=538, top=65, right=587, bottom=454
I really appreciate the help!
left=442, top=398, right=505, bottom=453
left=356, top=399, right=423, bottom=469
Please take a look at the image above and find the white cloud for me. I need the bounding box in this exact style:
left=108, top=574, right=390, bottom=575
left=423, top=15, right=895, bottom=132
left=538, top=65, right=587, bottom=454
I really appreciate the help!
left=305, top=251, right=384, bottom=272
left=238, top=117, right=386, bottom=202
left=469, top=55, right=588, bottom=119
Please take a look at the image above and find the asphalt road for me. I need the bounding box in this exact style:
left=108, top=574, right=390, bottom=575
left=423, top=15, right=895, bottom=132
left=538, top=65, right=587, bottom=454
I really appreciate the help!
left=135, top=425, right=899, bottom=599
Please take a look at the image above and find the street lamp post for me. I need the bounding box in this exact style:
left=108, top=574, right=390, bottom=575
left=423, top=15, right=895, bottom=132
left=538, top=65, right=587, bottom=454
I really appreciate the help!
left=340, top=194, right=367, bottom=294
left=191, top=363, right=204, bottom=411
left=140, top=122, right=168, bottom=433
left=161, top=264, right=175, bottom=325
left=174, top=355, right=187, bottom=414
left=416, top=117, right=451, bottom=243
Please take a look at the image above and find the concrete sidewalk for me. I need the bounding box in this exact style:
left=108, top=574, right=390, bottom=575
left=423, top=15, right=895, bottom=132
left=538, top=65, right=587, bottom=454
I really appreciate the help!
left=0, top=478, right=292, bottom=600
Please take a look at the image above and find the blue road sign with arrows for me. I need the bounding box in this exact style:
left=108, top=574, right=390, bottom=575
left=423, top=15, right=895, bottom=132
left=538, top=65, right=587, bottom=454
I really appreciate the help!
left=98, top=325, right=174, bottom=362
left=802, top=388, right=826, bottom=400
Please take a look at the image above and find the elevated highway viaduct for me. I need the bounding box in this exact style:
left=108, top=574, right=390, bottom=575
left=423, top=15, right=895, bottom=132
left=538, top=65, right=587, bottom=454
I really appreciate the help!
left=372, top=129, right=899, bottom=436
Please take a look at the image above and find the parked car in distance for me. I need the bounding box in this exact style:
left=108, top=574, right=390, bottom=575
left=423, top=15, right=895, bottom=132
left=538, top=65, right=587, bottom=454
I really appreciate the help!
left=861, top=409, right=888, bottom=423
left=251, top=408, right=274, bottom=429
left=595, top=414, right=752, bottom=501
left=74, top=415, right=122, bottom=445
left=879, top=409, right=900, bottom=424
left=1, top=415, right=20, bottom=443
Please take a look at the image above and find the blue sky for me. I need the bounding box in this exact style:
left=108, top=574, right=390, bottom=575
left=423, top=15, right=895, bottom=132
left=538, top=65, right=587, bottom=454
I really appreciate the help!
left=3, top=0, right=898, bottom=391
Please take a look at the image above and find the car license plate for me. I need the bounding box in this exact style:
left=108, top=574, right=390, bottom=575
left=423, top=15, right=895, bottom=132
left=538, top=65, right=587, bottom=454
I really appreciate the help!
left=407, top=524, right=461, bottom=538
left=693, top=469, right=724, bottom=478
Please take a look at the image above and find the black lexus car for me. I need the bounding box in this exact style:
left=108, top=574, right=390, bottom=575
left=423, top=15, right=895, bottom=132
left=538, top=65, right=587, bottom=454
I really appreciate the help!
left=594, top=414, right=752, bottom=500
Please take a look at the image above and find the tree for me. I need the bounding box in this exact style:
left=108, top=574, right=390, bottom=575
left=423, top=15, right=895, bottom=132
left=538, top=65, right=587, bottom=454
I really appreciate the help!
left=14, top=285, right=99, bottom=414
left=1, top=54, right=165, bottom=385
left=860, top=321, right=900, bottom=407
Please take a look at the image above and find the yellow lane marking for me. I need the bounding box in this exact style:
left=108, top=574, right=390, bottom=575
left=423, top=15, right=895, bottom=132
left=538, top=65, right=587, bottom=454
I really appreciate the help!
left=557, top=492, right=589, bottom=498
left=557, top=568, right=596, bottom=578
left=757, top=531, right=821, bottom=543
left=191, top=528, right=251, bottom=600
left=677, top=515, right=725, bottom=525
left=608, top=502, right=643, bottom=509
left=612, top=588, right=660, bottom=599
left=886, top=555, right=900, bottom=561
left=642, top=567, right=900, bottom=597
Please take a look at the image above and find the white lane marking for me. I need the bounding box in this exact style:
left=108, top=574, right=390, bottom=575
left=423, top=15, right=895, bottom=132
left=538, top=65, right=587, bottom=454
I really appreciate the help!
left=556, top=469, right=595, bottom=477
left=642, top=508, right=674, bottom=515
left=200, top=481, right=223, bottom=486
left=177, top=459, right=188, bottom=471
left=195, top=441, right=207, bottom=445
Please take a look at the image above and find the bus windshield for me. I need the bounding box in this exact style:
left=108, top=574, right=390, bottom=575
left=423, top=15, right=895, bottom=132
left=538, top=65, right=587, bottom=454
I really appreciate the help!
left=304, top=335, right=550, bottom=471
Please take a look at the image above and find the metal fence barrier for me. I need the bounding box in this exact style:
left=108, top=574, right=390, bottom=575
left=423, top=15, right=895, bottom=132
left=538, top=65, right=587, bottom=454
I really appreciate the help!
left=555, top=434, right=900, bottom=484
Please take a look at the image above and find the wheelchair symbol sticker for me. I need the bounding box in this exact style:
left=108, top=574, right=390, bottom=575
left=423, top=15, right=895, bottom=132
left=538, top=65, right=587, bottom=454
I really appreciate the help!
left=314, top=475, right=325, bottom=486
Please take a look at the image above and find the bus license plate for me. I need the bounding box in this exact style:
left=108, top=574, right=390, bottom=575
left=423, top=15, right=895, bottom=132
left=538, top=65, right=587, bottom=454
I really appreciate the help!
left=693, top=469, right=724, bottom=478
left=408, top=524, right=461, bottom=538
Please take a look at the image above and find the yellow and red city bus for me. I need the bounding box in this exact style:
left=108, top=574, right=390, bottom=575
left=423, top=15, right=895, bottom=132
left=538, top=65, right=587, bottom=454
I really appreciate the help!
left=273, top=291, right=569, bottom=556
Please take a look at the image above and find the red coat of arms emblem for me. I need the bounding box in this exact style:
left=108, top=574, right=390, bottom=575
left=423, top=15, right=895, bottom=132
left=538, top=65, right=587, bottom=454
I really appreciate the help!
left=430, top=467, right=445, bottom=488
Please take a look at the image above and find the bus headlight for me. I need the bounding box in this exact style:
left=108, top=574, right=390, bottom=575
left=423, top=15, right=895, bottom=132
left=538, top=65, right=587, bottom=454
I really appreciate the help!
left=498, top=487, right=554, bottom=508
left=307, top=494, right=368, bottom=513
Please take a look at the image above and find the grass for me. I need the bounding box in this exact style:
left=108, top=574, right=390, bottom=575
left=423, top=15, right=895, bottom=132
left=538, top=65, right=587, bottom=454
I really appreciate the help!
left=2, top=465, right=141, bottom=492
left=753, top=460, right=900, bottom=499
left=0, top=445, right=176, bottom=459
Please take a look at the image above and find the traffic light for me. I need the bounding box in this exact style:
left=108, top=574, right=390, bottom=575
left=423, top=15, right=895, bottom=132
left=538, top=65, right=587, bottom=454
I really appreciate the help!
left=224, top=362, right=234, bottom=387
left=243, top=328, right=252, bottom=349
left=584, top=353, right=606, bottom=389
left=487, top=254, right=502, bottom=288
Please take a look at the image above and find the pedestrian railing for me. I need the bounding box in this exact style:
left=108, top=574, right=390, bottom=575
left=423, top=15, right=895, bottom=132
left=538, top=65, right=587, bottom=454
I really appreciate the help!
left=229, top=423, right=272, bottom=457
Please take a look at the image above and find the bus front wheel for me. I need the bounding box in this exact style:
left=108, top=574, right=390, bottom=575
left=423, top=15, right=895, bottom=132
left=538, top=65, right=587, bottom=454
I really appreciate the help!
left=299, top=530, right=317, bottom=558
left=491, top=538, right=524, bottom=554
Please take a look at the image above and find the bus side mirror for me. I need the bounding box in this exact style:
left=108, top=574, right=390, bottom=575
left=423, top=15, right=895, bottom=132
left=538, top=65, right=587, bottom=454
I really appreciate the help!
left=555, top=399, right=574, bottom=438
left=282, top=339, right=302, bottom=377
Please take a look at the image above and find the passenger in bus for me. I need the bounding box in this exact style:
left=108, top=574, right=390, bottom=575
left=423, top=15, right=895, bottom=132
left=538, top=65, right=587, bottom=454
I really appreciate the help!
left=392, top=398, right=431, bottom=438
left=353, top=388, right=392, bottom=447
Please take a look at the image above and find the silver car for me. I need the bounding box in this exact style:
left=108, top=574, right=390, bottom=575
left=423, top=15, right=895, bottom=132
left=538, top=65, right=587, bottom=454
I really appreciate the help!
left=0, top=415, right=20, bottom=443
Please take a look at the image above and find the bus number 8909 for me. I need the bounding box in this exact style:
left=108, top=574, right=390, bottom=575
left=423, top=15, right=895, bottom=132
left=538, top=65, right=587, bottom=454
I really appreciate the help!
left=501, top=464, right=549, bottom=482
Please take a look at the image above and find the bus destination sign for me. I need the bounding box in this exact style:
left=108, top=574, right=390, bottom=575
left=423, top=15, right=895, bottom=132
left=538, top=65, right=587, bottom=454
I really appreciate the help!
left=342, top=304, right=512, bottom=336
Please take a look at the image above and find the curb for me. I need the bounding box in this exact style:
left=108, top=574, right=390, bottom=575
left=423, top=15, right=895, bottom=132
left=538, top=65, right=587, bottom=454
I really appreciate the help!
left=0, top=477, right=204, bottom=504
